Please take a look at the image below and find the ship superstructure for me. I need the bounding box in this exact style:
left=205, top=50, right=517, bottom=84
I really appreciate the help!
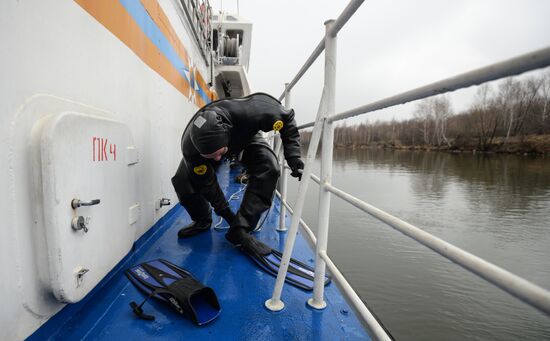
left=1, top=1, right=372, bottom=340
left=0, top=0, right=252, bottom=338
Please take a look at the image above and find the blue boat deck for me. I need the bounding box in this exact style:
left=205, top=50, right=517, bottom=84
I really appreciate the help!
left=29, top=162, right=370, bottom=340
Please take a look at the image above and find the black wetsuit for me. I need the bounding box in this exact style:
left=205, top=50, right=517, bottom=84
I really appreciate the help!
left=171, top=93, right=301, bottom=231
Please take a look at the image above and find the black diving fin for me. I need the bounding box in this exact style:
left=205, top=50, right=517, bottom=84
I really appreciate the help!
left=125, top=259, right=221, bottom=325
left=238, top=234, right=331, bottom=291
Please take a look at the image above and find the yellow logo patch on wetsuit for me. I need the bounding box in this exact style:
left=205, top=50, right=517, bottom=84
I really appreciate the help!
left=273, top=120, right=284, bottom=131
left=193, top=164, right=207, bottom=175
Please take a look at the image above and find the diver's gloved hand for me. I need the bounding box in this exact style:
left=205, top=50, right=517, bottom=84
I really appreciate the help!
left=218, top=207, right=236, bottom=225
left=178, top=219, right=212, bottom=239
left=287, top=157, right=304, bottom=181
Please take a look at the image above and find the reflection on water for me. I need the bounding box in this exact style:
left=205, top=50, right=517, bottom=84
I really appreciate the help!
left=333, top=149, right=550, bottom=210
left=288, top=148, right=550, bottom=341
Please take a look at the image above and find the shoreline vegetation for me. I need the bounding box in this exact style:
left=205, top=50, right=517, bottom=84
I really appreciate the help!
left=300, top=71, right=550, bottom=155
left=328, top=134, right=550, bottom=155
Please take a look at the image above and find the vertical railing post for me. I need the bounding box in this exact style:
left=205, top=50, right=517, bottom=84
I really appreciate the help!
left=277, top=83, right=291, bottom=232
left=264, top=19, right=334, bottom=312
left=308, top=19, right=336, bottom=309
left=265, top=89, right=328, bottom=311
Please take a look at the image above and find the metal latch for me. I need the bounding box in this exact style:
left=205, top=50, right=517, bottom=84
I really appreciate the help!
left=71, top=198, right=100, bottom=209
left=72, top=216, right=90, bottom=233
left=76, top=268, right=89, bottom=288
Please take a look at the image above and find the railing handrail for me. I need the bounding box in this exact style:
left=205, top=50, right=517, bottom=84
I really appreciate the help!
left=266, top=1, right=550, bottom=340
left=277, top=165, right=550, bottom=335
left=323, top=181, right=550, bottom=315
left=277, top=0, right=364, bottom=102
left=283, top=163, right=550, bottom=322
left=179, top=0, right=211, bottom=65
left=297, top=46, right=550, bottom=129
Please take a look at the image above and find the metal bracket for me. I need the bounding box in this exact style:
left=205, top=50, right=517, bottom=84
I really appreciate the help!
left=155, top=198, right=171, bottom=210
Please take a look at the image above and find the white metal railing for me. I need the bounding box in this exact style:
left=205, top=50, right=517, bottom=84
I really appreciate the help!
left=265, top=0, right=550, bottom=340
left=179, top=0, right=212, bottom=64
left=277, top=0, right=364, bottom=102
left=298, top=45, right=550, bottom=129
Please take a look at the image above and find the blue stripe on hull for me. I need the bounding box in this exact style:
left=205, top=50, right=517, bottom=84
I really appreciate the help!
left=119, top=0, right=190, bottom=81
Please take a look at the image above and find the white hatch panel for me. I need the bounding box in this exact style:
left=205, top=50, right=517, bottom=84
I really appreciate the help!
left=37, top=112, right=137, bottom=303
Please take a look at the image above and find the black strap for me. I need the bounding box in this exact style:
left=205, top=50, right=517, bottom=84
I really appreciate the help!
left=129, top=286, right=178, bottom=321
left=130, top=290, right=157, bottom=321
left=130, top=301, right=155, bottom=321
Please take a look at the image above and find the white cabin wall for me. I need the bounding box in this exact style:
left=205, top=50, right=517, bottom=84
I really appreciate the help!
left=1, top=0, right=211, bottom=339
left=1, top=3, right=34, bottom=339
left=155, top=0, right=214, bottom=226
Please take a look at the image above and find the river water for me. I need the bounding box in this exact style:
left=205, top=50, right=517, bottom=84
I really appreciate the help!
left=286, top=149, right=550, bottom=341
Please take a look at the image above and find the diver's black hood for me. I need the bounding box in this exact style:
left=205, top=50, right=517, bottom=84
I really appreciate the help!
left=189, top=110, right=230, bottom=155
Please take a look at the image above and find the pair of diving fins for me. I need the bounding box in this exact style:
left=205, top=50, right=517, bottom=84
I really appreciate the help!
left=125, top=239, right=330, bottom=324
left=237, top=233, right=331, bottom=291
left=125, top=259, right=221, bottom=325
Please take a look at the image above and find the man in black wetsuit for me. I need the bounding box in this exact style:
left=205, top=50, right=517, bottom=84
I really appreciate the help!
left=171, top=93, right=304, bottom=244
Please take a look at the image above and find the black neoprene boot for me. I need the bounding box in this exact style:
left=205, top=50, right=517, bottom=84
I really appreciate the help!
left=225, top=226, right=250, bottom=246
left=178, top=219, right=212, bottom=238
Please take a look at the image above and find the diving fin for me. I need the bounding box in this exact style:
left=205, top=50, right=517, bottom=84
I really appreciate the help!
left=239, top=234, right=331, bottom=291
left=125, top=259, right=221, bottom=325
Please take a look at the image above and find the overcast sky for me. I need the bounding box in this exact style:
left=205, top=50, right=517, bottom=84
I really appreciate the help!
left=213, top=0, right=550, bottom=126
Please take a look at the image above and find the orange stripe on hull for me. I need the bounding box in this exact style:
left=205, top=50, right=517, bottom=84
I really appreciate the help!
left=74, top=0, right=190, bottom=98
left=139, top=0, right=190, bottom=70
left=140, top=0, right=216, bottom=103
left=195, top=70, right=209, bottom=97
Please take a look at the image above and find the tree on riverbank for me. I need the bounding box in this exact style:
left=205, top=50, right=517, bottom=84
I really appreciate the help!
left=300, top=71, right=550, bottom=153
